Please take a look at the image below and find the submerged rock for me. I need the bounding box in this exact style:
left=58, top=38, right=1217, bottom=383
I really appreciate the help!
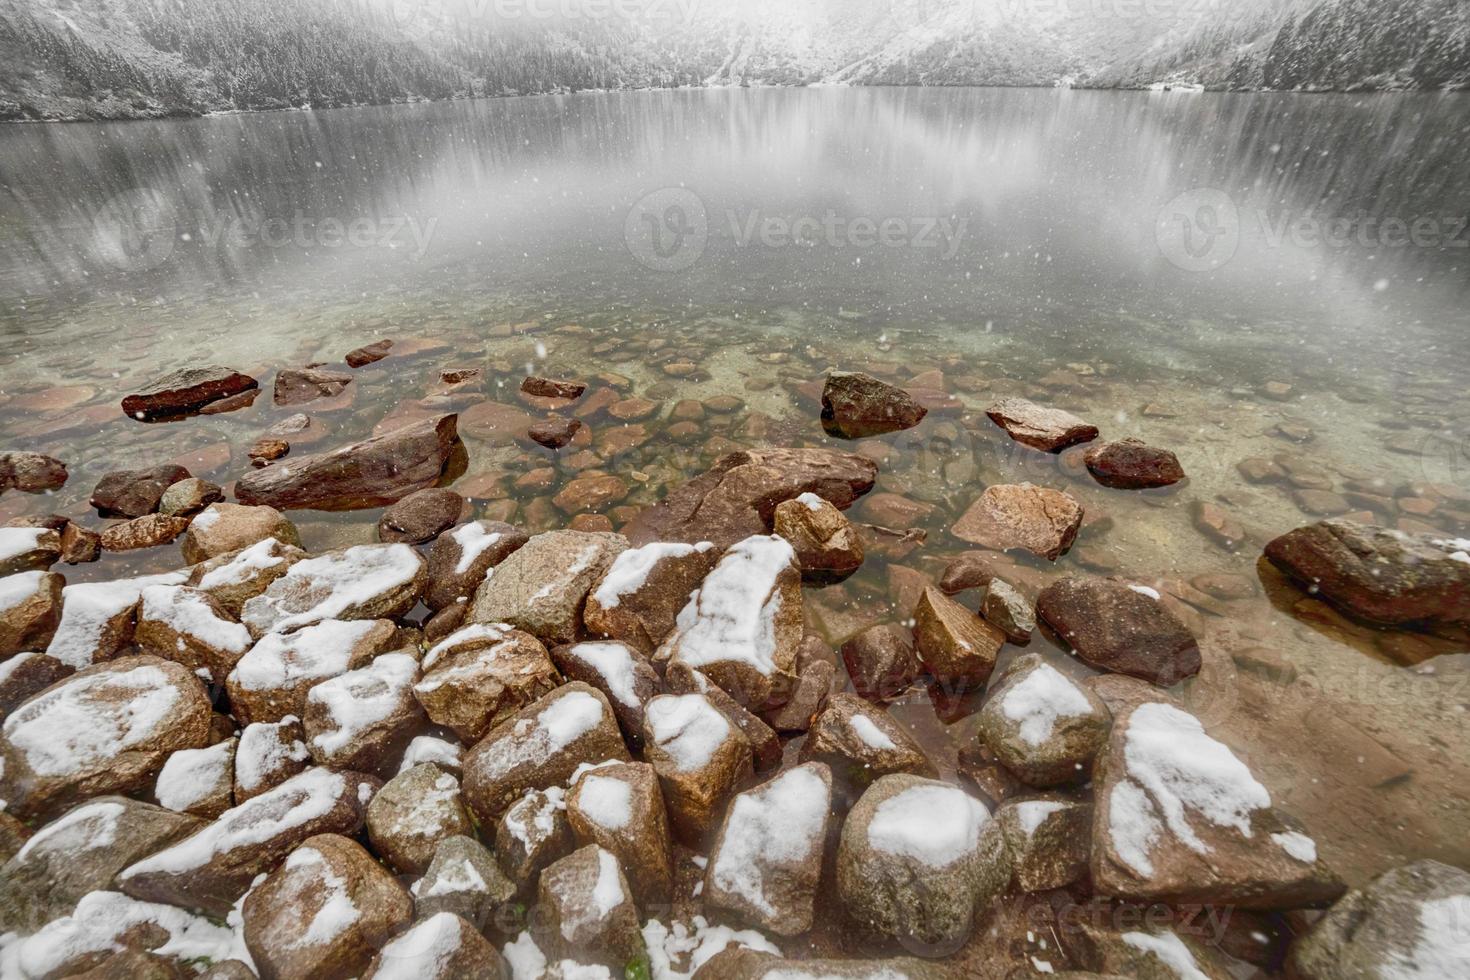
left=1084, top=438, right=1186, bottom=489
left=986, top=396, right=1099, bottom=452
left=1091, top=701, right=1344, bottom=909
left=273, top=366, right=353, bottom=406
left=952, top=483, right=1084, bottom=561
left=1036, top=576, right=1201, bottom=687
left=90, top=464, right=191, bottom=518
left=841, top=623, right=921, bottom=704
left=0, top=452, right=68, bottom=494
left=377, top=487, right=464, bottom=544
left=1264, top=519, right=1470, bottom=628
left=235, top=414, right=463, bottom=511
left=528, top=416, right=583, bottom=449
left=346, top=338, right=393, bottom=367
left=623, top=448, right=878, bottom=549
left=521, top=376, right=587, bottom=400
left=820, top=371, right=928, bottom=438
left=122, top=366, right=258, bottom=421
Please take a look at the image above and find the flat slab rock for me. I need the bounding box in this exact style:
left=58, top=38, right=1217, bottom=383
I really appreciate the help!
left=1036, top=576, right=1201, bottom=687
left=623, top=448, right=878, bottom=550
left=235, top=413, right=462, bottom=511
left=986, top=396, right=1100, bottom=452
left=1091, top=700, right=1344, bottom=909
left=1265, top=519, right=1470, bottom=628
left=952, top=483, right=1084, bottom=561
left=122, top=366, right=258, bottom=421
left=242, top=543, right=426, bottom=636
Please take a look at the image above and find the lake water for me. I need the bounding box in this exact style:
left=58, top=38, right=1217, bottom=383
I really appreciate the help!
left=2, top=87, right=1469, bottom=968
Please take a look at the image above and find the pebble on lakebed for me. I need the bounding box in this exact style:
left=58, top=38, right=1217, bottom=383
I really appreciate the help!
left=0, top=353, right=1465, bottom=980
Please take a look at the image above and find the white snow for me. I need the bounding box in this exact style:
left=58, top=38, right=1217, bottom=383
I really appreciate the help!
left=306, top=653, right=418, bottom=757
left=371, top=912, right=464, bottom=979
left=1387, top=894, right=1470, bottom=979
left=14, top=891, right=234, bottom=979
left=422, top=623, right=512, bottom=671
left=229, top=618, right=386, bottom=692
left=1129, top=584, right=1162, bottom=601
left=710, top=766, right=829, bottom=915
left=141, top=584, right=251, bottom=655
left=236, top=719, right=310, bottom=795
left=1271, top=831, right=1318, bottom=864
left=283, top=845, right=361, bottom=948
left=575, top=773, right=634, bottom=830
left=13, top=800, right=124, bottom=864
left=1001, top=663, right=1093, bottom=747
left=641, top=916, right=780, bottom=980
left=667, top=535, right=795, bottom=679
left=592, top=541, right=713, bottom=609
left=45, top=572, right=189, bottom=668
left=562, top=642, right=642, bottom=707
left=423, top=856, right=487, bottom=897
left=450, top=522, right=505, bottom=575
left=0, top=571, right=46, bottom=616
left=1109, top=780, right=1164, bottom=877
left=120, top=768, right=348, bottom=877
left=645, top=695, right=731, bottom=771
left=195, top=538, right=292, bottom=590
left=849, top=713, right=897, bottom=751
left=867, top=783, right=989, bottom=869
left=503, top=787, right=566, bottom=846
left=400, top=735, right=463, bottom=774
left=2, top=662, right=182, bottom=777
left=559, top=848, right=625, bottom=942
left=794, top=492, right=826, bottom=512
left=155, top=738, right=235, bottom=813
left=503, top=931, right=548, bottom=980
left=242, top=544, right=421, bottom=634
left=1122, top=703, right=1271, bottom=856
left=478, top=690, right=607, bottom=778
left=0, top=527, right=48, bottom=564
left=1121, top=931, right=1210, bottom=980
left=0, top=651, right=42, bottom=687
left=1013, top=800, right=1068, bottom=839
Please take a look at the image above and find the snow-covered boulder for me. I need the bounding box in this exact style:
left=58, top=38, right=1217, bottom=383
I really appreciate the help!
left=494, top=788, right=573, bottom=893
left=996, top=796, right=1091, bottom=892
left=153, top=738, right=237, bottom=819
left=798, top=693, right=937, bottom=804
left=135, top=584, right=252, bottom=681
left=664, top=662, right=782, bottom=773
left=0, top=526, right=60, bottom=576
left=582, top=540, right=718, bottom=655
left=242, top=544, right=426, bottom=637
left=642, top=694, right=753, bottom=845
left=0, top=655, right=212, bottom=819
left=550, top=640, right=660, bottom=749
left=304, top=652, right=426, bottom=777
left=413, top=624, right=560, bottom=743
left=1092, top=701, right=1344, bottom=909
left=366, top=762, right=471, bottom=875
left=0, top=570, right=63, bottom=659
left=469, top=530, right=628, bottom=646
left=119, top=767, right=376, bottom=917
left=461, top=683, right=629, bottom=825
left=836, top=774, right=1010, bottom=950
left=535, top=844, right=644, bottom=970
left=242, top=833, right=413, bottom=980
left=186, top=537, right=306, bottom=617
left=180, top=502, right=301, bottom=565
left=416, top=834, right=516, bottom=928
left=566, top=761, right=673, bottom=905
left=424, top=520, right=528, bottom=610
left=225, top=618, right=400, bottom=726
left=361, top=911, right=510, bottom=979
left=44, top=572, right=188, bottom=670
left=975, top=653, right=1111, bottom=787
left=233, top=717, right=310, bottom=804
left=659, top=535, right=802, bottom=708
left=704, top=762, right=833, bottom=936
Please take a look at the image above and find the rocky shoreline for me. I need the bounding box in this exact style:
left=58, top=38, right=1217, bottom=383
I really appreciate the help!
left=0, top=348, right=1468, bottom=978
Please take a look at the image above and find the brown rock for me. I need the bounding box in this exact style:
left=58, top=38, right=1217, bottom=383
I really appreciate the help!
left=236, top=414, right=462, bottom=511
left=248, top=438, right=290, bottom=466
left=90, top=464, right=191, bottom=518
left=553, top=473, right=629, bottom=514
left=119, top=767, right=377, bottom=917
left=461, top=682, right=630, bottom=824
left=0, top=652, right=72, bottom=716
left=100, top=513, right=191, bottom=552
left=234, top=717, right=310, bottom=803
left=424, top=520, right=529, bottom=610
left=1084, top=439, right=1186, bottom=489
left=550, top=640, right=660, bottom=748
left=188, top=538, right=307, bottom=618
left=939, top=553, right=995, bottom=594
left=996, top=796, right=1091, bottom=891
left=346, top=339, right=393, bottom=367
left=841, top=624, right=920, bottom=703
left=243, top=834, right=413, bottom=980
left=0, top=569, right=63, bottom=658
left=624, top=448, right=878, bottom=550
left=417, top=834, right=516, bottom=927
left=377, top=488, right=465, bottom=544
left=799, top=693, right=937, bottom=803
left=181, top=502, right=301, bottom=564
left=986, top=396, right=1099, bottom=452
left=0, top=655, right=212, bottom=819
left=362, top=912, right=508, bottom=980
left=952, top=483, right=1084, bottom=561
left=1036, top=577, right=1201, bottom=687
left=136, top=584, right=252, bottom=680
left=536, top=844, right=642, bottom=968
left=975, top=653, right=1112, bottom=787
left=582, top=540, right=718, bottom=655
left=820, top=371, right=927, bottom=438
left=527, top=416, right=584, bottom=449
left=981, top=578, right=1035, bottom=644
left=60, top=522, right=102, bottom=564
left=469, top=530, right=627, bottom=646
left=242, top=544, right=426, bottom=636
left=606, top=396, right=659, bottom=422
left=304, top=652, right=425, bottom=776
left=414, top=624, right=561, bottom=743
left=642, top=693, right=754, bottom=845
left=0, top=452, right=68, bottom=493
left=273, top=367, right=353, bottom=406
left=122, top=367, right=258, bottom=421
left=159, top=477, right=223, bottom=516
left=566, top=761, right=674, bottom=904
left=522, top=376, right=587, bottom=400
left=1192, top=500, right=1247, bottom=551
left=366, top=762, right=472, bottom=874
left=912, top=586, right=1003, bottom=686
left=225, top=618, right=401, bottom=725
left=494, top=789, right=574, bottom=893
left=773, top=493, right=864, bottom=580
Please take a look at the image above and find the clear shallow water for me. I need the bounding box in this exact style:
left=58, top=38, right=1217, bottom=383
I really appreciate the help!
left=2, top=88, right=1470, bottom=969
